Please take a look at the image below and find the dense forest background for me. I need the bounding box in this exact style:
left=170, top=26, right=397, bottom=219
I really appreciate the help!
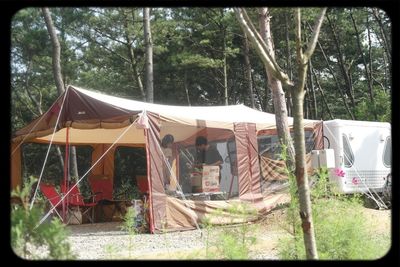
left=11, top=7, right=391, bottom=134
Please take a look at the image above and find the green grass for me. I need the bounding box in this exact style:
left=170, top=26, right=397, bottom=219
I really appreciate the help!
left=278, top=195, right=390, bottom=260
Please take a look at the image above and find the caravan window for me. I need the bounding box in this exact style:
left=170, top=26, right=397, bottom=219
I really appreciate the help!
left=342, top=134, right=355, bottom=168
left=383, top=136, right=391, bottom=167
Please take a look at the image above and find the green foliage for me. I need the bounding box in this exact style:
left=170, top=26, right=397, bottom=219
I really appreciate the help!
left=114, top=147, right=146, bottom=200
left=310, top=167, right=332, bottom=199
left=354, top=89, right=391, bottom=122
left=21, top=144, right=93, bottom=192
left=197, top=202, right=258, bottom=260
left=276, top=143, right=302, bottom=258
left=199, top=216, right=213, bottom=258
left=216, top=233, right=249, bottom=259
left=11, top=7, right=391, bottom=125
left=119, top=206, right=139, bottom=258
left=11, top=176, right=76, bottom=259
left=119, top=200, right=149, bottom=257
left=277, top=168, right=390, bottom=260
left=120, top=206, right=138, bottom=235
left=104, top=244, right=118, bottom=259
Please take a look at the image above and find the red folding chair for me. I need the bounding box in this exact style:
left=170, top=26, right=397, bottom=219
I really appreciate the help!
left=88, top=175, right=115, bottom=222
left=61, top=183, right=98, bottom=224
left=39, top=183, right=64, bottom=222
left=88, top=175, right=113, bottom=202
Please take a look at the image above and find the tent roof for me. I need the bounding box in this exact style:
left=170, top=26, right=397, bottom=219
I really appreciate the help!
left=75, top=86, right=278, bottom=124
left=13, top=85, right=320, bottom=144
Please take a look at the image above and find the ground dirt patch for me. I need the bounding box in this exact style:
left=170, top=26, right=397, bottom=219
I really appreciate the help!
left=66, top=205, right=391, bottom=260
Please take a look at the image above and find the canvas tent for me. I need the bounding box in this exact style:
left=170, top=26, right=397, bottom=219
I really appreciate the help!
left=11, top=85, right=323, bottom=233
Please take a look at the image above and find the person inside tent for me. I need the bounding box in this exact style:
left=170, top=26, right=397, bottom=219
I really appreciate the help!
left=161, top=134, right=174, bottom=164
left=194, top=136, right=223, bottom=182
left=161, top=134, right=175, bottom=190
left=194, top=136, right=223, bottom=167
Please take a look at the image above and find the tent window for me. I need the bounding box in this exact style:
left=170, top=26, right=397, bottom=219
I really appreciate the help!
left=113, top=146, right=146, bottom=199
left=177, top=139, right=237, bottom=198
left=258, top=135, right=280, bottom=160
left=257, top=130, right=315, bottom=160
left=342, top=134, right=355, bottom=168
left=383, top=136, right=391, bottom=167
left=225, top=139, right=238, bottom=198
left=304, top=130, right=315, bottom=153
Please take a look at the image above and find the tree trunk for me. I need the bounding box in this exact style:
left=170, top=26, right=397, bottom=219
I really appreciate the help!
left=285, top=11, right=293, bottom=116
left=258, top=7, right=295, bottom=169
left=293, top=8, right=326, bottom=259
left=42, top=8, right=64, bottom=96
left=311, top=68, right=334, bottom=120
left=326, top=15, right=356, bottom=108
left=314, top=32, right=355, bottom=120
left=372, top=8, right=391, bottom=64
left=308, top=58, right=318, bottom=119
left=366, top=14, right=378, bottom=120
left=223, top=32, right=229, bottom=106
left=252, top=74, right=265, bottom=110
left=350, top=11, right=377, bottom=120
left=259, top=9, right=270, bottom=112
left=285, top=10, right=293, bottom=82
left=143, top=8, right=154, bottom=103
left=243, top=32, right=255, bottom=108
left=184, top=70, right=191, bottom=106
left=43, top=8, right=78, bottom=178
left=262, top=71, right=269, bottom=112
left=123, top=9, right=146, bottom=101
left=235, top=6, right=326, bottom=259
left=371, top=9, right=391, bottom=91
left=235, top=8, right=292, bottom=86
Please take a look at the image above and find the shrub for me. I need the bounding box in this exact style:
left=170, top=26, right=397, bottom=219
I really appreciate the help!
left=278, top=168, right=390, bottom=260
left=198, top=202, right=258, bottom=260
left=11, top=176, right=76, bottom=259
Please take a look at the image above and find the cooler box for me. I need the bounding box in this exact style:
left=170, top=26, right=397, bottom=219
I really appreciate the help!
left=191, top=165, right=220, bottom=193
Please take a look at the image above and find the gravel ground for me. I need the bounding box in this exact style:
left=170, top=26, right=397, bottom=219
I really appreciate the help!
left=67, top=223, right=205, bottom=259
left=65, top=206, right=390, bottom=260
left=66, top=221, right=282, bottom=260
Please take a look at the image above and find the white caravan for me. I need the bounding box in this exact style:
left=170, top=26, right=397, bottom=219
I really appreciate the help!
left=322, top=119, right=391, bottom=194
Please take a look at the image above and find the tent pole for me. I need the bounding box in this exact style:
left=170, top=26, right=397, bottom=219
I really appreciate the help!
left=62, top=126, right=70, bottom=223
left=228, top=173, right=234, bottom=199
left=144, top=128, right=155, bottom=233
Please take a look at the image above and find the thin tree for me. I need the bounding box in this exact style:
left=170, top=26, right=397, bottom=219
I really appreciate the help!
left=258, top=7, right=296, bottom=168
left=235, top=7, right=327, bottom=259
left=122, top=9, right=146, bottom=101
left=292, top=8, right=327, bottom=259
left=284, top=10, right=293, bottom=116
left=350, top=10, right=378, bottom=120
left=243, top=32, right=256, bottom=108
left=311, top=67, right=334, bottom=120
left=236, top=7, right=295, bottom=170
left=326, top=14, right=356, bottom=109
left=144, top=7, right=154, bottom=103
left=221, top=9, right=229, bottom=106
left=307, top=22, right=355, bottom=120
left=42, top=8, right=79, bottom=179
left=42, top=8, right=64, bottom=96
